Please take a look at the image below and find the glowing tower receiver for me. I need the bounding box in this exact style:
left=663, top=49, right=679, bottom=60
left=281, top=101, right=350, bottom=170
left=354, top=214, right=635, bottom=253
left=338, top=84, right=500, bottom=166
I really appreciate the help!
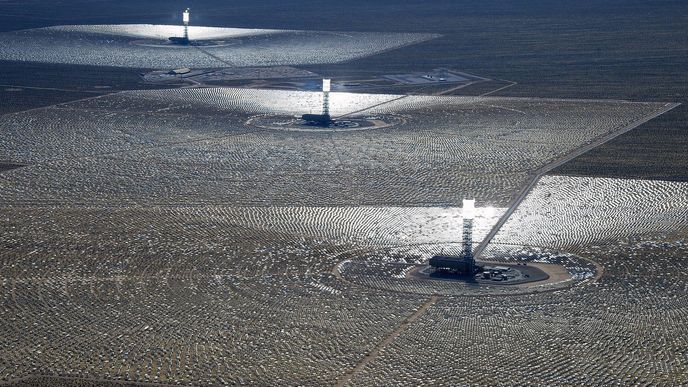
left=463, top=199, right=475, bottom=220
left=322, top=78, right=331, bottom=116
left=462, top=199, right=475, bottom=264
left=182, top=8, right=190, bottom=41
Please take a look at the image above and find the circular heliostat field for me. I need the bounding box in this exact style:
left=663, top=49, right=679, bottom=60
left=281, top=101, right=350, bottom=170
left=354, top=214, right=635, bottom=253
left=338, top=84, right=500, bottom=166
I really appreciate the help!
left=245, top=114, right=405, bottom=132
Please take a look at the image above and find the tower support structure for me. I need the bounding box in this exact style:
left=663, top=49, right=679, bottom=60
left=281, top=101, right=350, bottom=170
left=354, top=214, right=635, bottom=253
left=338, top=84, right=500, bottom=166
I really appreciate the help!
left=462, top=217, right=474, bottom=272
left=428, top=199, right=483, bottom=277
left=322, top=79, right=331, bottom=116
left=462, top=199, right=475, bottom=273
left=183, top=8, right=190, bottom=41
left=301, top=79, right=334, bottom=127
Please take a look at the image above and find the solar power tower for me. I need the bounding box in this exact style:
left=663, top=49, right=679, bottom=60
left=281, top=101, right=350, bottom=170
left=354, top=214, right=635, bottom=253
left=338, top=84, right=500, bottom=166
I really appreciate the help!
left=427, top=199, right=477, bottom=275
left=301, top=79, right=334, bottom=126
left=183, top=8, right=190, bottom=41
left=322, top=78, right=331, bottom=116
left=462, top=199, right=476, bottom=273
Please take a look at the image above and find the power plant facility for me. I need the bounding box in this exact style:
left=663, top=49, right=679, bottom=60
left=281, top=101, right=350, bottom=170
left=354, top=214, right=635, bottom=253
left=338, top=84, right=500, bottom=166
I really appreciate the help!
left=302, top=79, right=334, bottom=126
left=169, top=8, right=191, bottom=45
left=420, top=199, right=550, bottom=284
left=428, top=199, right=480, bottom=276
left=1, top=2, right=683, bottom=385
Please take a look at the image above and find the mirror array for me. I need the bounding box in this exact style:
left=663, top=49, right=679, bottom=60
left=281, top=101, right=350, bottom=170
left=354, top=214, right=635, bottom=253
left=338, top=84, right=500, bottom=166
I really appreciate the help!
left=0, top=88, right=669, bottom=207
left=0, top=25, right=439, bottom=68
left=1, top=26, right=685, bottom=384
